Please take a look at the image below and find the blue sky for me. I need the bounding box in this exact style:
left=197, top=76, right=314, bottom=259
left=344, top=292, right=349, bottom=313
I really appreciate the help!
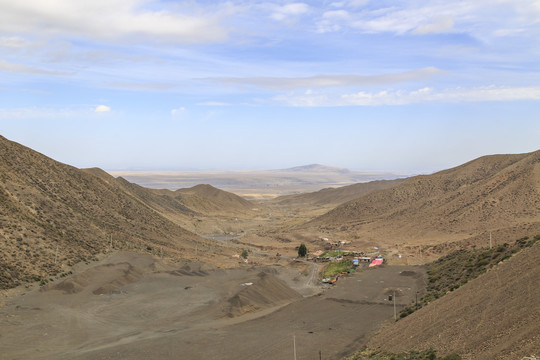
left=1, top=0, right=539, bottom=173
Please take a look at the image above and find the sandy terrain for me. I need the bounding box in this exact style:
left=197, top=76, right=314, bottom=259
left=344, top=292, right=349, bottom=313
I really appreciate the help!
left=0, top=251, right=426, bottom=360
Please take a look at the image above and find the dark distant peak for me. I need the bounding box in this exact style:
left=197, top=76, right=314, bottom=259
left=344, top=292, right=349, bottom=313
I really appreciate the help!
left=283, top=164, right=351, bottom=173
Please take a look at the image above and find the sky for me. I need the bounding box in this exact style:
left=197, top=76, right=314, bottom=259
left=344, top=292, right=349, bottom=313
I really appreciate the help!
left=1, top=0, right=540, bottom=174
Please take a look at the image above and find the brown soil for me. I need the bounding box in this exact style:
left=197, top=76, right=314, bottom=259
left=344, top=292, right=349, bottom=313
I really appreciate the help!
left=0, top=136, right=252, bottom=290
left=367, top=242, right=540, bottom=359
left=0, top=251, right=426, bottom=360
left=298, top=150, right=540, bottom=247
left=1, top=135, right=539, bottom=359
left=223, top=271, right=302, bottom=317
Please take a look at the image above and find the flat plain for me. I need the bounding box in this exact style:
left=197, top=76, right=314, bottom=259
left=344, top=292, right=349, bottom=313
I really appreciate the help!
left=110, top=165, right=404, bottom=200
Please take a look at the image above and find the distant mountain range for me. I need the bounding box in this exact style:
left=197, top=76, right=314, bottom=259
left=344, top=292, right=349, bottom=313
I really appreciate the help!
left=281, top=164, right=353, bottom=173
left=111, top=165, right=405, bottom=200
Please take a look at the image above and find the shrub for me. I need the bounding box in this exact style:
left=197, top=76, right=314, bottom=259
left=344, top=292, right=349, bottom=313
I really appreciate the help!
left=298, top=244, right=307, bottom=257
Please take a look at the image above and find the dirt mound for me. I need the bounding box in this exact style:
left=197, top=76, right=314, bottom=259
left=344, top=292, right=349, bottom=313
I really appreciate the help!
left=224, top=272, right=302, bottom=318
left=46, top=262, right=144, bottom=295
left=258, top=266, right=279, bottom=275
left=367, top=242, right=540, bottom=359
left=48, top=277, right=88, bottom=294
left=170, top=261, right=215, bottom=276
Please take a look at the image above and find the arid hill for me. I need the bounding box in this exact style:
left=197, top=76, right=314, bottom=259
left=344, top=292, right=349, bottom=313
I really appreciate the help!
left=301, top=150, right=540, bottom=246
left=84, top=169, right=257, bottom=218
left=271, top=178, right=406, bottom=209
left=0, top=136, right=230, bottom=290
left=366, top=241, right=540, bottom=360
left=83, top=170, right=260, bottom=236
left=174, top=184, right=258, bottom=216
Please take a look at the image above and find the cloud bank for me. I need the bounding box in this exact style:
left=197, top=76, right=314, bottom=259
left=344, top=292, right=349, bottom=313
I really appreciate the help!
left=274, top=86, right=540, bottom=107
left=212, top=67, right=445, bottom=90
left=0, top=0, right=230, bottom=44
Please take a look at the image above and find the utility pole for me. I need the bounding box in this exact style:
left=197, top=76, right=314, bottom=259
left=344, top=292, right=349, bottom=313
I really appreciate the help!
left=416, top=291, right=418, bottom=310
left=54, top=244, right=58, bottom=264
left=293, top=335, right=296, bottom=360
left=393, top=290, right=397, bottom=320
left=319, top=350, right=322, bottom=360
left=110, top=234, right=113, bottom=251
left=490, top=232, right=492, bottom=249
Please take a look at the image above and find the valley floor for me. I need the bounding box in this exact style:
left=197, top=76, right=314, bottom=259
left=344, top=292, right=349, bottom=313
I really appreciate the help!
left=0, top=251, right=426, bottom=360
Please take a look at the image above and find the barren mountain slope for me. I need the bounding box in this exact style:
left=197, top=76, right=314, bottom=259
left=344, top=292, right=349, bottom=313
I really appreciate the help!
left=174, top=184, right=258, bottom=216
left=367, top=241, right=540, bottom=359
left=303, top=150, right=540, bottom=244
left=0, top=136, right=221, bottom=290
left=271, top=178, right=406, bottom=208
left=82, top=168, right=197, bottom=220
left=83, top=170, right=260, bottom=234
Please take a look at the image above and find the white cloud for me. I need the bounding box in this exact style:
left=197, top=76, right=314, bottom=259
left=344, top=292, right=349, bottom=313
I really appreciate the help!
left=347, top=0, right=369, bottom=8
left=0, top=36, right=32, bottom=48
left=212, top=67, right=445, bottom=90
left=0, top=59, right=69, bottom=75
left=317, top=10, right=351, bottom=32
left=315, top=1, right=540, bottom=39
left=0, top=0, right=231, bottom=44
left=171, top=107, right=185, bottom=115
left=95, top=105, right=111, bottom=112
left=330, top=0, right=368, bottom=9
left=274, top=85, right=540, bottom=107
left=413, top=16, right=454, bottom=35
left=270, top=3, right=309, bottom=21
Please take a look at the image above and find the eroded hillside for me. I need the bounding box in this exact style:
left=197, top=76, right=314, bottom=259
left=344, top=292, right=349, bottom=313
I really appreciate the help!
left=0, top=136, right=234, bottom=289
left=366, top=240, right=540, bottom=360
left=298, top=150, right=540, bottom=246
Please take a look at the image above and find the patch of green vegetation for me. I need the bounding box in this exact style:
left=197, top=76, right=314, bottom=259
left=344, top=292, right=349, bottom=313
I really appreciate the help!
left=323, top=259, right=352, bottom=278
left=346, top=348, right=461, bottom=360
left=241, top=249, right=249, bottom=259
left=399, top=234, right=539, bottom=319
left=298, top=243, right=307, bottom=257
left=319, top=250, right=348, bottom=258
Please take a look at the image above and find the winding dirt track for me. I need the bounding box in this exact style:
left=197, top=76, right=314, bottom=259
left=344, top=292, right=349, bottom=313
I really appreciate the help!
left=0, top=252, right=426, bottom=360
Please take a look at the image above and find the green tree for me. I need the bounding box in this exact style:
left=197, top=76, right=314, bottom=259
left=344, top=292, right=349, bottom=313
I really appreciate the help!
left=298, top=244, right=307, bottom=257
left=241, top=249, right=249, bottom=259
